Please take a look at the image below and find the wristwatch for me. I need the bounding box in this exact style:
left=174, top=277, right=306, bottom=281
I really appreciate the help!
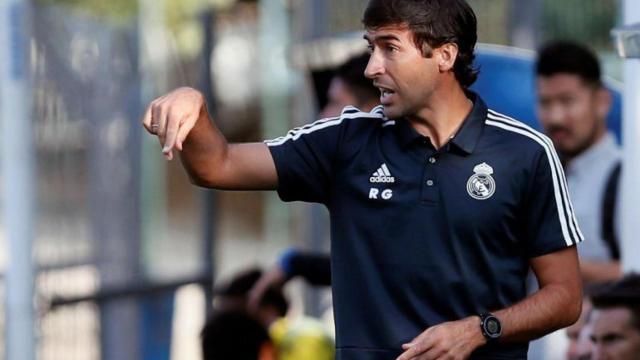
left=479, top=312, right=502, bottom=342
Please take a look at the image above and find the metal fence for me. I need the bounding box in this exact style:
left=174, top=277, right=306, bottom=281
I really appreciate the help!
left=17, top=3, right=211, bottom=359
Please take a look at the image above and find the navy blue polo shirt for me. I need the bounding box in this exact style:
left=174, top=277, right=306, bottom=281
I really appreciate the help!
left=265, top=93, right=582, bottom=360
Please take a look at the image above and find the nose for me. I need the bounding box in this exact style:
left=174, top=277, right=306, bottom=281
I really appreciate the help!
left=538, top=102, right=566, bottom=127
left=364, top=51, right=384, bottom=79
left=548, top=104, right=567, bottom=124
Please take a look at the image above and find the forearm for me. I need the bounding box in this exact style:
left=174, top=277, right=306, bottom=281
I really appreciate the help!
left=179, top=103, right=230, bottom=187
left=395, top=287, right=581, bottom=360
left=143, top=87, right=278, bottom=190
left=495, top=276, right=582, bottom=342
left=179, top=100, right=277, bottom=190
left=397, top=248, right=582, bottom=360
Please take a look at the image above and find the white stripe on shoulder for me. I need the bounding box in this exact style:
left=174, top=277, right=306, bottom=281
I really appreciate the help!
left=264, top=116, right=340, bottom=145
left=485, top=112, right=583, bottom=246
left=341, top=105, right=360, bottom=114
left=382, top=120, right=396, bottom=127
left=369, top=105, right=392, bottom=125
left=372, top=105, right=385, bottom=115
left=486, top=110, right=583, bottom=244
left=264, top=110, right=383, bottom=146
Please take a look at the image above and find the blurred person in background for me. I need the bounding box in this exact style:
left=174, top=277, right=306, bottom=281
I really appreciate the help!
left=201, top=310, right=276, bottom=360
left=144, top=0, right=583, bottom=358
left=589, top=273, right=640, bottom=360
left=536, top=41, right=621, bottom=285
left=248, top=249, right=331, bottom=312
left=213, top=268, right=289, bottom=327
left=319, top=52, right=380, bottom=118
left=213, top=268, right=334, bottom=360
left=566, top=295, right=595, bottom=360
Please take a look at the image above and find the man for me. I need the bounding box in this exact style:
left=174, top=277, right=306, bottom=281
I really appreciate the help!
left=589, top=274, right=640, bottom=360
left=143, top=1, right=582, bottom=358
left=566, top=297, right=594, bottom=360
left=536, top=41, right=621, bottom=285
left=320, top=52, right=380, bottom=118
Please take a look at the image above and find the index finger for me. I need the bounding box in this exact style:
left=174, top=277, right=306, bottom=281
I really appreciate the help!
left=396, top=338, right=432, bottom=360
left=142, top=103, right=154, bottom=133
left=162, top=112, right=185, bottom=156
left=396, top=345, right=419, bottom=360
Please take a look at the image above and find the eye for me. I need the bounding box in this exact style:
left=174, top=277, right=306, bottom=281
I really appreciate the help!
left=560, top=96, right=575, bottom=106
left=386, top=45, right=398, bottom=53
left=538, top=98, right=550, bottom=108
left=366, top=44, right=374, bottom=54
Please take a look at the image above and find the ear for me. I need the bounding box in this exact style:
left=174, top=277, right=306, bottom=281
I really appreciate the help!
left=435, top=43, right=459, bottom=73
left=594, top=87, right=612, bottom=121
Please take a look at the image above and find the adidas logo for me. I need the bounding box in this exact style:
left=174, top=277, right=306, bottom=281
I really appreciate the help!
left=369, top=163, right=395, bottom=183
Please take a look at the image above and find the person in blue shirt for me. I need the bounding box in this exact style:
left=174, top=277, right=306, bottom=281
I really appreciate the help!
left=143, top=1, right=583, bottom=358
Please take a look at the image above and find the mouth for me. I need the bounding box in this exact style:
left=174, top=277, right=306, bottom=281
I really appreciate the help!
left=376, top=84, right=396, bottom=105
left=549, top=128, right=571, bottom=141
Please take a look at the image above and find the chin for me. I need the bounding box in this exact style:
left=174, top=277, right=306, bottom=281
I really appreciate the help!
left=381, top=105, right=402, bottom=119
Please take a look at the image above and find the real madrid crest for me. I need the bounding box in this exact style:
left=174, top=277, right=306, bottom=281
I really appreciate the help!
left=466, top=162, right=496, bottom=200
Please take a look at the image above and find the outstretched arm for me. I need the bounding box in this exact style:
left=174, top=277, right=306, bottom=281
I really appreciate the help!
left=142, top=87, right=277, bottom=190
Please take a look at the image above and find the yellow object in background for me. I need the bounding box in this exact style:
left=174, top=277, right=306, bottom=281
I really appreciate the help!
left=270, top=317, right=335, bottom=360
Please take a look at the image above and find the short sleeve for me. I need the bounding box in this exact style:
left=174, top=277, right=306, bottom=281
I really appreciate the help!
left=265, top=116, right=345, bottom=204
left=524, top=146, right=584, bottom=258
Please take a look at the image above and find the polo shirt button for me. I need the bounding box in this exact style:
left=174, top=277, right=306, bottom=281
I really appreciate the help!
left=426, top=180, right=434, bottom=186
left=429, top=157, right=436, bottom=164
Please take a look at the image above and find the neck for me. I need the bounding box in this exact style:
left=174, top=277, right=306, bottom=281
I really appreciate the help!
left=406, top=83, right=473, bottom=149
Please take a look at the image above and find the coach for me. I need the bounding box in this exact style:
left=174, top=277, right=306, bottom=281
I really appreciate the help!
left=142, top=0, right=582, bottom=359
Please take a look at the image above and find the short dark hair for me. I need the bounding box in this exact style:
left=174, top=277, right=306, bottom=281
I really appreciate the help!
left=201, top=311, right=270, bottom=360
left=214, top=268, right=289, bottom=316
left=335, top=52, right=379, bottom=105
left=536, top=41, right=602, bottom=87
left=362, top=0, right=479, bottom=88
left=591, top=273, right=640, bottom=331
left=215, top=268, right=262, bottom=297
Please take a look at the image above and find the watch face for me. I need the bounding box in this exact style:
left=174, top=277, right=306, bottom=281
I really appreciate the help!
left=483, top=315, right=502, bottom=339
left=487, top=319, right=500, bottom=334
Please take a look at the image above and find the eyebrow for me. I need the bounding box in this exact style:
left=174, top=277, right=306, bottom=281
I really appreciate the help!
left=363, top=34, right=401, bottom=42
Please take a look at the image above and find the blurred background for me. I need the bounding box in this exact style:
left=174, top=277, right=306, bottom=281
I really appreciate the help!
left=0, top=0, right=632, bottom=359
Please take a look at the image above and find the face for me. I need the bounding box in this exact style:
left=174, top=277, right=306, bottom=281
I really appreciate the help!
left=320, top=77, right=360, bottom=118
left=591, top=307, right=640, bottom=360
left=364, top=25, right=443, bottom=119
left=567, top=299, right=594, bottom=360
left=536, top=74, right=610, bottom=159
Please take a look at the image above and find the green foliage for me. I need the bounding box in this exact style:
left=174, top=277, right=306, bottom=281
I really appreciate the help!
left=470, top=0, right=510, bottom=45
left=542, top=0, right=619, bottom=50
left=35, top=0, right=212, bottom=55
left=35, top=0, right=138, bottom=24
left=34, top=0, right=214, bottom=27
